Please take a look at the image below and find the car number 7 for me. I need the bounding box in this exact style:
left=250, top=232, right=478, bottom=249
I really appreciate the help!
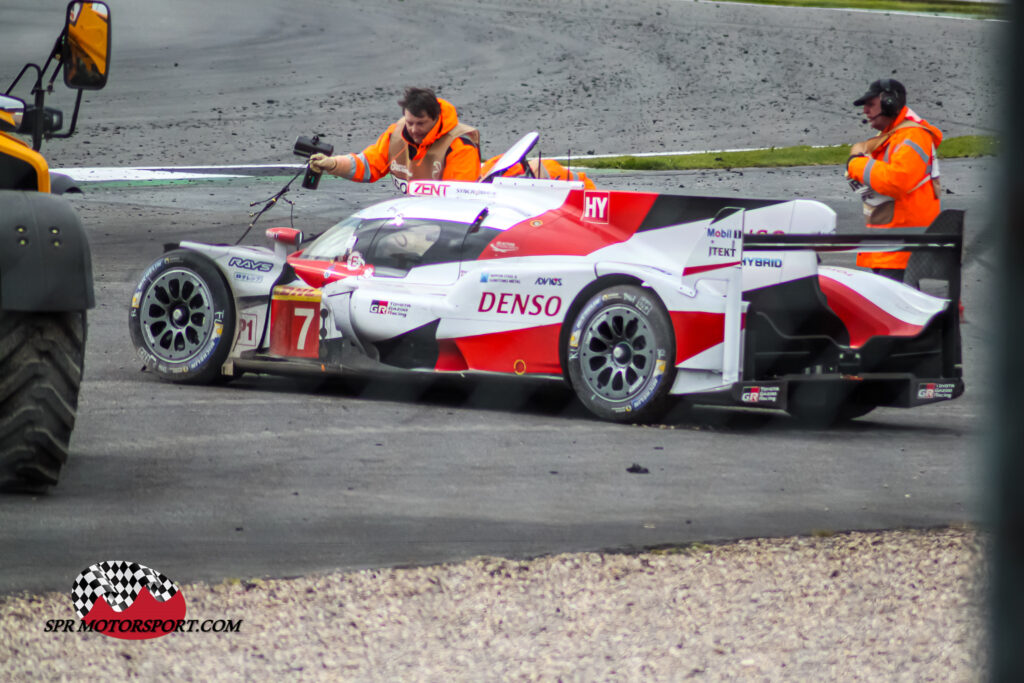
left=294, top=307, right=316, bottom=351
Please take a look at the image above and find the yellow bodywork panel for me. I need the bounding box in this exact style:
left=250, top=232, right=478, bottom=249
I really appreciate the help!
left=0, top=131, right=50, bottom=193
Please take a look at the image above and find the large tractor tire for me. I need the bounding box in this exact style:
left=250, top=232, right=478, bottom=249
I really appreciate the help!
left=0, top=310, right=86, bottom=493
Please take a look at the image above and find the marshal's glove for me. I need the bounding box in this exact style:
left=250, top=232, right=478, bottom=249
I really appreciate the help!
left=849, top=140, right=871, bottom=157
left=850, top=132, right=891, bottom=158
left=308, top=153, right=337, bottom=174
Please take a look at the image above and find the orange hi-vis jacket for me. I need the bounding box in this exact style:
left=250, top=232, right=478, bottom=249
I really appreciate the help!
left=846, top=106, right=943, bottom=270
left=338, top=98, right=480, bottom=193
left=479, top=156, right=596, bottom=190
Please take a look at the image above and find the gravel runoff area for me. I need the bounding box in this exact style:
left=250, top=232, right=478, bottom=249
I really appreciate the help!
left=1, top=526, right=985, bottom=681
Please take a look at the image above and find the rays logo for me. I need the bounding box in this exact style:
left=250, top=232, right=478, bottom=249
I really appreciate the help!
left=227, top=257, right=273, bottom=272
left=70, top=561, right=186, bottom=640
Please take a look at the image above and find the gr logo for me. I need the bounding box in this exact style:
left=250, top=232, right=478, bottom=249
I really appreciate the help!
left=741, top=385, right=780, bottom=404
left=70, top=561, right=186, bottom=640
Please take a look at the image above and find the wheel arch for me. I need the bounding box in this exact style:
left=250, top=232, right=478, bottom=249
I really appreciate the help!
left=0, top=190, right=93, bottom=311
left=49, top=172, right=82, bottom=195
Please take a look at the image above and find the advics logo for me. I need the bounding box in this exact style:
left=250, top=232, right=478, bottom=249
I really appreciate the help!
left=71, top=561, right=186, bottom=640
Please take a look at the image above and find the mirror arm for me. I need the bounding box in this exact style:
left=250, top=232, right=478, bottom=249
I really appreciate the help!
left=46, top=60, right=63, bottom=92
left=31, top=87, right=46, bottom=151
left=49, top=27, right=66, bottom=62
left=467, top=207, right=489, bottom=234
left=6, top=63, right=43, bottom=97
left=36, top=31, right=64, bottom=90
left=49, top=89, right=82, bottom=140
left=28, top=36, right=60, bottom=151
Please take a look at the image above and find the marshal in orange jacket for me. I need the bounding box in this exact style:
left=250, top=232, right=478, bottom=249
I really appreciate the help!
left=344, top=98, right=480, bottom=191
left=846, top=106, right=943, bottom=270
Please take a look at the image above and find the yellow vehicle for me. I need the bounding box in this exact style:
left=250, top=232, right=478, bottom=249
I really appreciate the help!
left=1, top=2, right=111, bottom=492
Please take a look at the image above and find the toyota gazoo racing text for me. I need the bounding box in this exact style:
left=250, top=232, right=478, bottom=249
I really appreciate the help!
left=128, top=141, right=964, bottom=424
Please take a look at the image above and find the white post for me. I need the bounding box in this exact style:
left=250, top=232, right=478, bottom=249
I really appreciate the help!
left=722, top=264, right=742, bottom=385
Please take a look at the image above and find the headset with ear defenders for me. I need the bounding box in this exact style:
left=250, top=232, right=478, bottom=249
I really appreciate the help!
left=878, top=78, right=904, bottom=118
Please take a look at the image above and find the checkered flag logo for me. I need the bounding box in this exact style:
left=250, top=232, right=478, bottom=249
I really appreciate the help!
left=71, top=561, right=180, bottom=619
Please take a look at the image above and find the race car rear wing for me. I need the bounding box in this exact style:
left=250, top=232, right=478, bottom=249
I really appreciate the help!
left=741, top=209, right=964, bottom=383
left=742, top=209, right=964, bottom=301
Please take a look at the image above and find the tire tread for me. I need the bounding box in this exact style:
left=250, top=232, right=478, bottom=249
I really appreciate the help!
left=0, top=311, right=85, bottom=492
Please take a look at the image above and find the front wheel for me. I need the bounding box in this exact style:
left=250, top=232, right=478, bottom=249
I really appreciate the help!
left=0, top=311, right=86, bottom=493
left=129, top=250, right=236, bottom=384
left=566, top=285, right=676, bottom=423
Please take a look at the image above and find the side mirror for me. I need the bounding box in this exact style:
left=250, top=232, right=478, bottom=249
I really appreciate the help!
left=0, top=94, right=26, bottom=133
left=62, top=1, right=111, bottom=90
left=267, top=227, right=304, bottom=260
left=266, top=227, right=304, bottom=246
left=481, top=132, right=540, bottom=183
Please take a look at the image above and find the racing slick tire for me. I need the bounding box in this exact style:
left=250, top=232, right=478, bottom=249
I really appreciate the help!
left=0, top=310, right=86, bottom=493
left=566, top=285, right=676, bottom=423
left=129, top=250, right=235, bottom=385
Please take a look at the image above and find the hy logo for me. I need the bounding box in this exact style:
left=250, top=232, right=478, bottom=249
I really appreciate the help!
left=582, top=191, right=610, bottom=223
left=71, top=561, right=186, bottom=640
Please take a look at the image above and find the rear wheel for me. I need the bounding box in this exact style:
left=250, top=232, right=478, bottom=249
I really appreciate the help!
left=129, top=250, right=235, bottom=384
left=0, top=310, right=86, bottom=493
left=566, top=285, right=676, bottom=422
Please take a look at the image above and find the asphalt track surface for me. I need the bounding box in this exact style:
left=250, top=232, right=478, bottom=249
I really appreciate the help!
left=0, top=0, right=1004, bottom=593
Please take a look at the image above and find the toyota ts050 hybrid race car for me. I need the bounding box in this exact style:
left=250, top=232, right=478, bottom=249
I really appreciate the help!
left=128, top=134, right=964, bottom=424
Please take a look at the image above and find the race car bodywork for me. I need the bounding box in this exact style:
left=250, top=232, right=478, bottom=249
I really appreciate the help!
left=129, top=175, right=964, bottom=423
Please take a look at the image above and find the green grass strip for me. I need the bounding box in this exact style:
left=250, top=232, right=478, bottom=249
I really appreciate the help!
left=709, top=0, right=1005, bottom=20
left=570, top=135, right=997, bottom=171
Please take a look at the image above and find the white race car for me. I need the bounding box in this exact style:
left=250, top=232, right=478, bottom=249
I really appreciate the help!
left=129, top=135, right=964, bottom=424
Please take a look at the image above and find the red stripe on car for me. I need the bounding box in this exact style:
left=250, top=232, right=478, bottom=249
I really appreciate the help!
left=818, top=274, right=925, bottom=348
left=450, top=324, right=562, bottom=374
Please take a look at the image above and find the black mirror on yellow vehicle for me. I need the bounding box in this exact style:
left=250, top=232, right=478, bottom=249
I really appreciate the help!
left=0, top=95, right=26, bottom=133
left=62, top=1, right=111, bottom=91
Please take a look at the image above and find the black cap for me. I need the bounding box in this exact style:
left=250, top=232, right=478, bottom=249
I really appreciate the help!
left=853, top=78, right=906, bottom=107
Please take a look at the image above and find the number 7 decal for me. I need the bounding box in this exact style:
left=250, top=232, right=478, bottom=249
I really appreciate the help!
left=270, top=287, right=322, bottom=358
left=294, top=307, right=316, bottom=351
left=292, top=307, right=315, bottom=356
